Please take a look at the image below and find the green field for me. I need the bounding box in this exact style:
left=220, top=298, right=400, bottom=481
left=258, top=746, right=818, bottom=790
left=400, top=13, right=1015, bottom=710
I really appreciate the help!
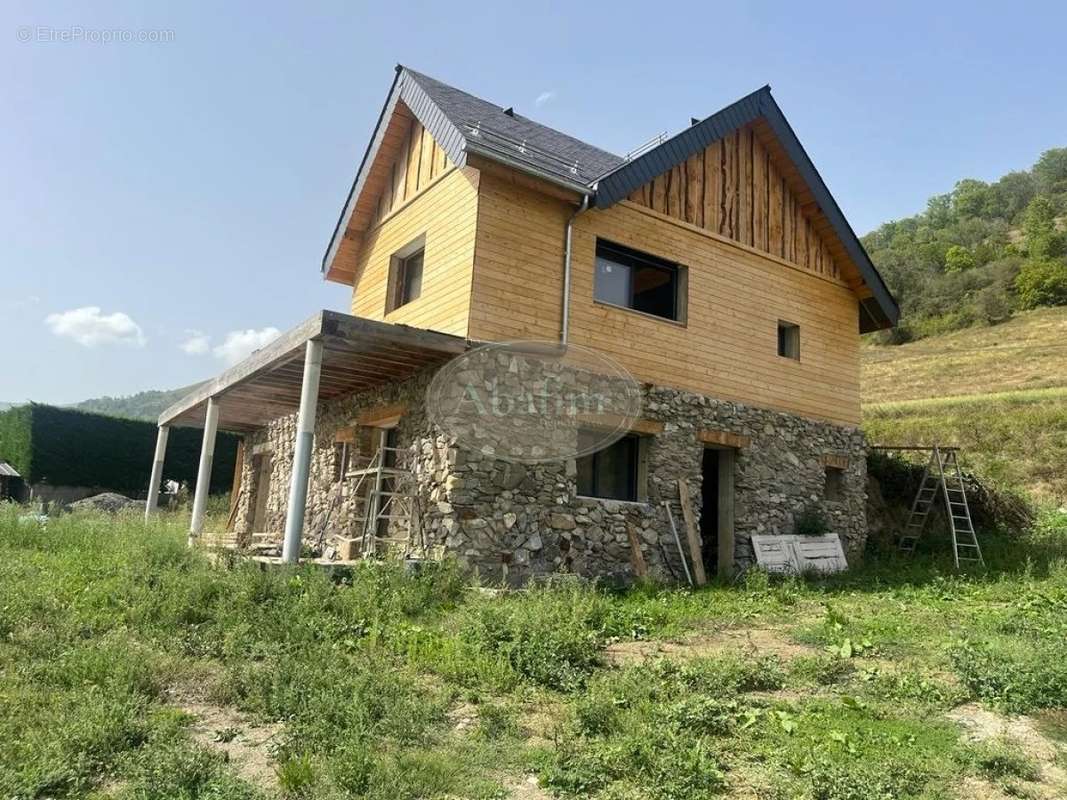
left=862, top=307, right=1067, bottom=503
left=3, top=507, right=1067, bottom=799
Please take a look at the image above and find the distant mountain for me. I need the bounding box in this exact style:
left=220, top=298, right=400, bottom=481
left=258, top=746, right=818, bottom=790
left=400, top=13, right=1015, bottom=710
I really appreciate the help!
left=73, top=383, right=203, bottom=422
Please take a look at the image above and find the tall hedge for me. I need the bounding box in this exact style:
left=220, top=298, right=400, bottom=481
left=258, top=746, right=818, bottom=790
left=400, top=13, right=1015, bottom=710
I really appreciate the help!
left=0, top=404, right=238, bottom=495
left=0, top=405, right=32, bottom=477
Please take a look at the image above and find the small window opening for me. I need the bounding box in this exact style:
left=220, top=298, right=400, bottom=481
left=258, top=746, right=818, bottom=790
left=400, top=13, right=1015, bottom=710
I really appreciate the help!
left=595, top=240, right=683, bottom=322
left=388, top=246, right=424, bottom=312
left=824, top=466, right=845, bottom=501
left=778, top=321, right=800, bottom=360
left=576, top=432, right=645, bottom=501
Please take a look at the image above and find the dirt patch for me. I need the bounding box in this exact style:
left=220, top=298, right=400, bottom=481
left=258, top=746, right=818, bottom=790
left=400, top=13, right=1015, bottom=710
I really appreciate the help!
left=179, top=700, right=283, bottom=794
left=504, top=774, right=554, bottom=800
left=165, top=677, right=282, bottom=796
left=605, top=626, right=817, bottom=666
left=448, top=702, right=479, bottom=733
left=948, top=703, right=1067, bottom=798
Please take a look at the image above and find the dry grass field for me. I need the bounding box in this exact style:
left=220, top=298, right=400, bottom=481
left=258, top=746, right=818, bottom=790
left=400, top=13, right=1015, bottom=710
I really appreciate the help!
left=862, top=307, right=1067, bottom=502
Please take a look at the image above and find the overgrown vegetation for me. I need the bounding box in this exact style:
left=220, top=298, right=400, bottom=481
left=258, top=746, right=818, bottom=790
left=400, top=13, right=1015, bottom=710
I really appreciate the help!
left=2, top=504, right=1066, bottom=798
left=863, top=146, right=1067, bottom=343
left=0, top=403, right=238, bottom=494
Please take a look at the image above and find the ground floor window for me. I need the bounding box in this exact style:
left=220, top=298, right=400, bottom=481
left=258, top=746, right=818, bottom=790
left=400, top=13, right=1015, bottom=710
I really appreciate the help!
left=576, top=433, right=642, bottom=501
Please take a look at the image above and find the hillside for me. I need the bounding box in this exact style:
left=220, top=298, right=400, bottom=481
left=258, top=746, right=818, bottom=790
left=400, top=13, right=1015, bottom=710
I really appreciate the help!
left=862, top=146, right=1067, bottom=342
left=862, top=307, right=1067, bottom=502
left=73, top=383, right=202, bottom=421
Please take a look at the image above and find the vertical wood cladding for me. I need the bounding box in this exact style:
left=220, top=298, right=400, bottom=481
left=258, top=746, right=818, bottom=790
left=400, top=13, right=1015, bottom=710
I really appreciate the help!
left=627, top=125, right=840, bottom=280
left=372, top=118, right=454, bottom=226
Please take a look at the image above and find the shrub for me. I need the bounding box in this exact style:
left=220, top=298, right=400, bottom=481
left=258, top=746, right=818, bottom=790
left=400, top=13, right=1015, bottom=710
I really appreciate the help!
left=960, top=737, right=1040, bottom=782
left=944, top=245, right=976, bottom=272
left=1015, top=258, right=1067, bottom=309
left=795, top=506, right=830, bottom=537
left=973, top=285, right=1013, bottom=325
left=458, top=590, right=605, bottom=691
left=950, top=639, right=1067, bottom=712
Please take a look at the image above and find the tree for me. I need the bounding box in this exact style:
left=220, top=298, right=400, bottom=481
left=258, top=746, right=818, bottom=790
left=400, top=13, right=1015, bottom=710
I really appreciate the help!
left=1022, top=196, right=1065, bottom=259
left=990, top=171, right=1036, bottom=221
left=952, top=179, right=993, bottom=218
left=925, top=193, right=955, bottom=228
left=944, top=245, right=976, bottom=272
left=1032, top=147, right=1067, bottom=195
left=1015, top=259, right=1067, bottom=309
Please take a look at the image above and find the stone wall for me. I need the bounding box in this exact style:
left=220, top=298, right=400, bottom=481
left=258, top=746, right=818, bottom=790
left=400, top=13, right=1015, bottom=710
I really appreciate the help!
left=232, top=369, right=868, bottom=584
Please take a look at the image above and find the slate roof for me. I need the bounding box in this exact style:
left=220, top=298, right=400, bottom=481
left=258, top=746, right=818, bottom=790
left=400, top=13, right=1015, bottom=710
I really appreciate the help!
left=324, top=66, right=898, bottom=329
left=402, top=68, right=625, bottom=185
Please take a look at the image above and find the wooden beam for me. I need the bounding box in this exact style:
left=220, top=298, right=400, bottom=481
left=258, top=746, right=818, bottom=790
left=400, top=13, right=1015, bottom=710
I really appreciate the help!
left=357, top=402, right=409, bottom=427
left=626, top=522, right=648, bottom=578
left=696, top=429, right=751, bottom=449
left=677, top=479, right=707, bottom=586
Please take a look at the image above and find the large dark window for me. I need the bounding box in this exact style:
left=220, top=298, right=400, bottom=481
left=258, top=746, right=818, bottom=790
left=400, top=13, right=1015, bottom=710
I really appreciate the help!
left=576, top=433, right=640, bottom=501
left=594, top=240, right=681, bottom=321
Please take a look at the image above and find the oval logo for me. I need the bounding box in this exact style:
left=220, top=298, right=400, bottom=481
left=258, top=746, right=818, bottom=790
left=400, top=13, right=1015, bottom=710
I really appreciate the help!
left=426, top=340, right=643, bottom=464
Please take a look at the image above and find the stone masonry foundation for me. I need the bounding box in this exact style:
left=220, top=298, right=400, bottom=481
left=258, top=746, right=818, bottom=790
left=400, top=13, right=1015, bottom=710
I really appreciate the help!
left=232, top=365, right=867, bottom=584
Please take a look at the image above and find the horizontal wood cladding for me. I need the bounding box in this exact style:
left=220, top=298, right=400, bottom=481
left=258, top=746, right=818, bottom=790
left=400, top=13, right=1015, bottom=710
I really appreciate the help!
left=626, top=124, right=843, bottom=282
left=349, top=167, right=480, bottom=337
left=469, top=172, right=862, bottom=425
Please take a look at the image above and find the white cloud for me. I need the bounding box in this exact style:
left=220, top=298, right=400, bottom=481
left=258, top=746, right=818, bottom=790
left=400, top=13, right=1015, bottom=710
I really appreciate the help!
left=212, top=327, right=281, bottom=366
left=45, top=306, right=146, bottom=348
left=534, top=90, right=557, bottom=108
left=179, top=330, right=211, bottom=355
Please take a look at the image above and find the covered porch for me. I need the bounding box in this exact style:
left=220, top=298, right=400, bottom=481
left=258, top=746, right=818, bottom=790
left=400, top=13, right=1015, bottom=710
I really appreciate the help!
left=146, top=310, right=468, bottom=562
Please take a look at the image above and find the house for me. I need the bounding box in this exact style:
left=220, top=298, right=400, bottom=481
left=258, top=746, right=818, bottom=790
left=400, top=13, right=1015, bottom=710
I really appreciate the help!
left=150, top=66, right=898, bottom=584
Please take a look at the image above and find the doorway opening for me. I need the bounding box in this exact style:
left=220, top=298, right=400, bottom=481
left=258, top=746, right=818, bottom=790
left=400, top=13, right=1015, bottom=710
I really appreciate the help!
left=250, top=453, right=272, bottom=532
left=700, top=447, right=735, bottom=578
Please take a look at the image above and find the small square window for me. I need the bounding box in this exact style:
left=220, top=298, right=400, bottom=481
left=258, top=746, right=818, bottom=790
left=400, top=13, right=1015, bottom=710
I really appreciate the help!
left=824, top=466, right=845, bottom=501
left=387, top=245, right=424, bottom=312
left=777, top=321, right=800, bottom=360
left=594, top=240, right=684, bottom=322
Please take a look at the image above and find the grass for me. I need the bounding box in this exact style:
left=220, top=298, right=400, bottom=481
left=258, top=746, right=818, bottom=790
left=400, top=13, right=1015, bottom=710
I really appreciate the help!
left=861, top=306, right=1067, bottom=405
left=2, top=505, right=1067, bottom=798
left=862, top=306, right=1067, bottom=502
left=864, top=387, right=1067, bottom=501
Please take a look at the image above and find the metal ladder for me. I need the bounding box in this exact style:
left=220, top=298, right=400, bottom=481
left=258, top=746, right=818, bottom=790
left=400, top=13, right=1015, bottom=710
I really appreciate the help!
left=899, top=447, right=984, bottom=568
left=348, top=436, right=418, bottom=557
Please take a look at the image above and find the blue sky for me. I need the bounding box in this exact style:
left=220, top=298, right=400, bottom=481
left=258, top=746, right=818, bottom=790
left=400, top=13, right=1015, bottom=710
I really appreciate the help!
left=2, top=1, right=1065, bottom=405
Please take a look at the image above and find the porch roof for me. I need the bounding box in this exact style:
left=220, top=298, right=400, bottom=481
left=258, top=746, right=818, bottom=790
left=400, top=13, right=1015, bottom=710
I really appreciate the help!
left=159, top=310, right=468, bottom=432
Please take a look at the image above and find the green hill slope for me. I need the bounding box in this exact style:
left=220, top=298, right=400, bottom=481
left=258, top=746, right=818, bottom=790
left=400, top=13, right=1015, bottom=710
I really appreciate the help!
left=862, top=307, right=1067, bottom=502
left=73, top=383, right=203, bottom=422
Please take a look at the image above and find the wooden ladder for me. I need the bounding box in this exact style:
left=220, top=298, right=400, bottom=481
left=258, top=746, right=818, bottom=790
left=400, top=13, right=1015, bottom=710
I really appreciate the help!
left=898, top=446, right=984, bottom=568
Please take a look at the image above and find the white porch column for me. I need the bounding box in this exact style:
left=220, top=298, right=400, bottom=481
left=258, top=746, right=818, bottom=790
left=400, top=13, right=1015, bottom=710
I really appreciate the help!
left=144, top=425, right=170, bottom=521
left=188, top=397, right=220, bottom=545
left=282, top=339, right=324, bottom=563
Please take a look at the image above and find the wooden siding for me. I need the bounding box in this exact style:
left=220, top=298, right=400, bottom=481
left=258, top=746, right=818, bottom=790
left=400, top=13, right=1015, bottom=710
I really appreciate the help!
left=349, top=166, right=479, bottom=336
left=371, top=117, right=455, bottom=227
left=469, top=171, right=861, bottom=425
left=626, top=124, right=842, bottom=281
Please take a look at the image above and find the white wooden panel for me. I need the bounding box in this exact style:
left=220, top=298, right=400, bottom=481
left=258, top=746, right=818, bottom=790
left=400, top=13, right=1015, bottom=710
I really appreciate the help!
left=751, top=534, right=847, bottom=575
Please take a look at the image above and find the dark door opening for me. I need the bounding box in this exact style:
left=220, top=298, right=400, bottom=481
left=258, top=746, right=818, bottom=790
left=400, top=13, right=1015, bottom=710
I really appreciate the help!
left=701, top=446, right=735, bottom=578
left=701, top=448, right=720, bottom=577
